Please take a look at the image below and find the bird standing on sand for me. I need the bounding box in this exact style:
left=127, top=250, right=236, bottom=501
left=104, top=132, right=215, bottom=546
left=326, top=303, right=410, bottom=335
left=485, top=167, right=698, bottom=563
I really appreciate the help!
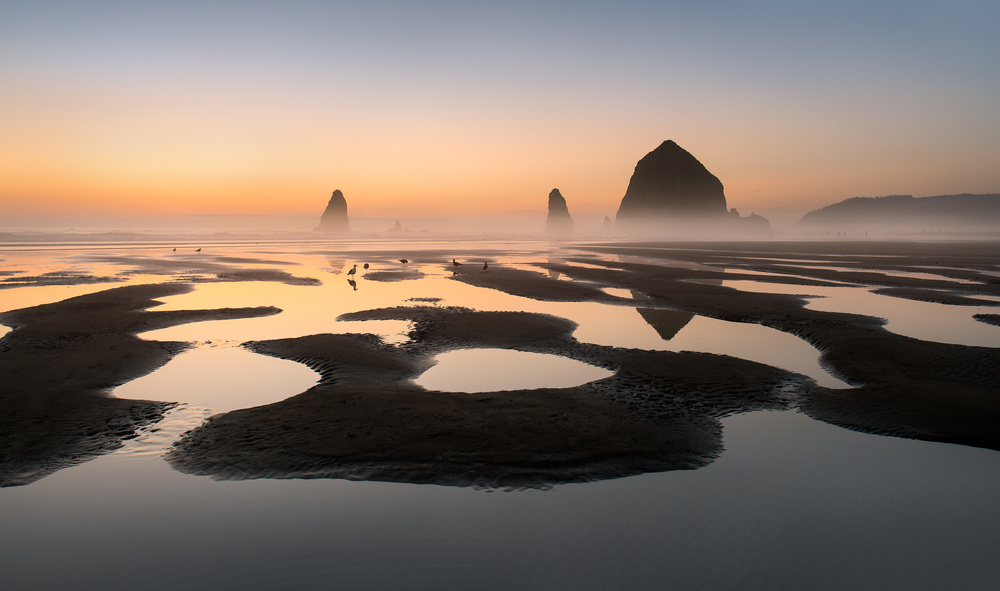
left=347, top=264, right=357, bottom=277
left=196, top=248, right=201, bottom=252
left=452, top=259, right=462, bottom=267
left=483, top=261, right=488, bottom=271
left=399, top=259, right=408, bottom=265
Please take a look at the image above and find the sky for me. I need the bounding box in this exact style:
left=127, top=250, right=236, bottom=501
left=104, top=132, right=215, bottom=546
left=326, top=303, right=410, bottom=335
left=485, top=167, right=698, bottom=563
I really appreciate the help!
left=2, top=0, right=998, bottom=228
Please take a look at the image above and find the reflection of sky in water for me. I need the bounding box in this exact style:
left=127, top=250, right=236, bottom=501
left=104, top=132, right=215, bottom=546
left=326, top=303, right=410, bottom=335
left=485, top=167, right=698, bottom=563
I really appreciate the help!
left=649, top=315, right=848, bottom=388
left=0, top=246, right=850, bottom=389
left=0, top=283, right=122, bottom=313
left=414, top=349, right=613, bottom=392
left=2, top=409, right=998, bottom=590
left=138, top=261, right=844, bottom=388
left=5, top=244, right=989, bottom=392
left=723, top=280, right=1000, bottom=348
left=768, top=263, right=981, bottom=284
left=0, top=248, right=992, bottom=411
left=112, top=344, right=319, bottom=414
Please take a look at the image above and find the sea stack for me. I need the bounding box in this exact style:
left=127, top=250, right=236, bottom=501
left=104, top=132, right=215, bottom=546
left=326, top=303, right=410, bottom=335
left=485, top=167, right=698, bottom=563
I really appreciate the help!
left=545, top=188, right=574, bottom=236
left=615, top=140, right=728, bottom=233
left=601, top=216, right=613, bottom=234
left=316, top=190, right=350, bottom=233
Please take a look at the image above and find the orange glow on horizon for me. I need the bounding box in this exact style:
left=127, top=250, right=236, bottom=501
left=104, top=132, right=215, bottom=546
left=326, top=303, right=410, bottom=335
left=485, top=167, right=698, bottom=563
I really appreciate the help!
left=2, top=2, right=998, bottom=228
left=3, top=79, right=998, bottom=222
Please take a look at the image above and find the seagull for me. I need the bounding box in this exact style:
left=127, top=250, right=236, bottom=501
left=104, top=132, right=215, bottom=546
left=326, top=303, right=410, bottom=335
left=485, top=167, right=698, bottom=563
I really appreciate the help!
left=347, top=264, right=357, bottom=277
left=195, top=248, right=201, bottom=252
left=399, top=259, right=409, bottom=265
left=483, top=261, right=488, bottom=271
left=452, top=259, right=462, bottom=267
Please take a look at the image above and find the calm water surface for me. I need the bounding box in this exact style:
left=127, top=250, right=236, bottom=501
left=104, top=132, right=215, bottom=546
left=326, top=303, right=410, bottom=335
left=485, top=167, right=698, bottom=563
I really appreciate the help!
left=2, top=410, right=997, bottom=590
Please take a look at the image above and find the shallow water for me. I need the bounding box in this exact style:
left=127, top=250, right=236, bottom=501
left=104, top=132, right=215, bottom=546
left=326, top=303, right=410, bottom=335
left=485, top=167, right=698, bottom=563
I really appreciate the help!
left=113, top=344, right=319, bottom=414
left=2, top=410, right=997, bottom=590
left=3, top=240, right=999, bottom=590
left=131, top=265, right=845, bottom=387
left=723, top=279, right=1000, bottom=348
left=414, top=348, right=614, bottom=392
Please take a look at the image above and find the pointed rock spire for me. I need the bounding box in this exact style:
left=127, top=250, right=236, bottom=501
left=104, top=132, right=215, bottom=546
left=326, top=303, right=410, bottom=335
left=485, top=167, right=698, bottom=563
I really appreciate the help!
left=316, top=189, right=350, bottom=233
left=545, top=188, right=574, bottom=236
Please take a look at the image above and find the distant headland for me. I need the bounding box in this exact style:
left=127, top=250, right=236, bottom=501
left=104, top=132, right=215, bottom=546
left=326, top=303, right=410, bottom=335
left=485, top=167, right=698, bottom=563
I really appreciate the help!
left=796, top=193, right=1000, bottom=234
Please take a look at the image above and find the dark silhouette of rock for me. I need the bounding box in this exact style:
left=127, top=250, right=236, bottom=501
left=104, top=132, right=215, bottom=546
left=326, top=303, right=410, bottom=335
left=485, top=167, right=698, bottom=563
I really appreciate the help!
left=796, top=193, right=1000, bottom=234
left=546, top=188, right=574, bottom=236
left=615, top=140, right=728, bottom=231
left=728, top=208, right=772, bottom=234
left=601, top=216, right=613, bottom=234
left=315, top=190, right=349, bottom=233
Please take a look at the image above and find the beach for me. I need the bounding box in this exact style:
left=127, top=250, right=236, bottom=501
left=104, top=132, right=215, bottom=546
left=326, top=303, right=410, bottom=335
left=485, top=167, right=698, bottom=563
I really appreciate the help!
left=2, top=237, right=999, bottom=589
left=2, top=238, right=999, bottom=487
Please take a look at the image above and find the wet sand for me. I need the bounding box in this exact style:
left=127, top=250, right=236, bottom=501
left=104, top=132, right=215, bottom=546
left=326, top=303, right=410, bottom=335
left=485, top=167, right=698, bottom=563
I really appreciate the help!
left=0, top=284, right=280, bottom=486
left=2, top=240, right=999, bottom=488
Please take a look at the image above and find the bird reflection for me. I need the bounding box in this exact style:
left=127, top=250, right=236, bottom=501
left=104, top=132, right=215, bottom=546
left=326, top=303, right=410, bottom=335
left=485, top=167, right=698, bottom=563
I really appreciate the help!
left=347, top=278, right=357, bottom=291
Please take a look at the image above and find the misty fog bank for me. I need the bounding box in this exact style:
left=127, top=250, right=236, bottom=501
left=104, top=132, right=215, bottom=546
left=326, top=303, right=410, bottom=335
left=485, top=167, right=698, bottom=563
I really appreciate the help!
left=3, top=207, right=1000, bottom=244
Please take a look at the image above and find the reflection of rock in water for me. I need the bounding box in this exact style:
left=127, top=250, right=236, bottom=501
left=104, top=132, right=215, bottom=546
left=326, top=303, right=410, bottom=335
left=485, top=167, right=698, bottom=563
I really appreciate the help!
left=453, top=251, right=1000, bottom=454
left=166, top=306, right=798, bottom=490
left=547, top=256, right=562, bottom=279
left=632, top=290, right=694, bottom=340
left=635, top=307, right=693, bottom=340
left=0, top=284, right=280, bottom=487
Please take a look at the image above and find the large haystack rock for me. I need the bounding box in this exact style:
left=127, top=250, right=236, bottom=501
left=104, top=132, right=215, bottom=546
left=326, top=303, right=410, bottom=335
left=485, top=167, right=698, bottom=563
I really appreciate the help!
left=546, top=188, right=575, bottom=236
left=615, top=140, right=728, bottom=232
left=316, top=190, right=350, bottom=233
